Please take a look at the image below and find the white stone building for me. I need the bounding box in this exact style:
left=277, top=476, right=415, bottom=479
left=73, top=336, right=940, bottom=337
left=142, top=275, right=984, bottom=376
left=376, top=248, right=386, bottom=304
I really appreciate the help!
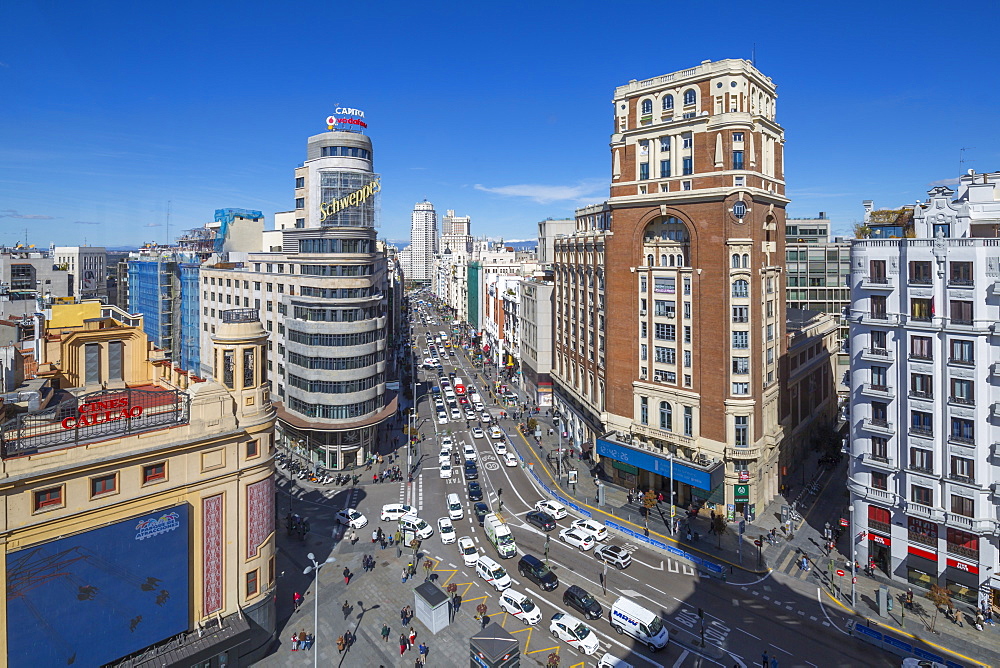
left=848, top=171, right=1000, bottom=609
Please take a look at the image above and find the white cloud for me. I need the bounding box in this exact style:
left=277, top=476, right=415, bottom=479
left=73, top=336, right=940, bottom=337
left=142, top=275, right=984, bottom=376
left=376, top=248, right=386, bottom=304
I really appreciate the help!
left=928, top=177, right=960, bottom=187
left=144, top=222, right=162, bottom=227
left=474, top=179, right=605, bottom=204
left=73, top=221, right=100, bottom=225
left=0, top=208, right=54, bottom=219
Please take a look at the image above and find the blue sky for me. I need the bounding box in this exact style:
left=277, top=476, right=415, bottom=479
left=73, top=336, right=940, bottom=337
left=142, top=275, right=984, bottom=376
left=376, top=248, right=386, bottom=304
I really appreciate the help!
left=1, top=1, right=996, bottom=248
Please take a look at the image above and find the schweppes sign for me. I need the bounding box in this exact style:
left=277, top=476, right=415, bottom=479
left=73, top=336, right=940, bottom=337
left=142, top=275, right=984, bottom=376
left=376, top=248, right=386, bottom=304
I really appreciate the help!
left=320, top=178, right=381, bottom=222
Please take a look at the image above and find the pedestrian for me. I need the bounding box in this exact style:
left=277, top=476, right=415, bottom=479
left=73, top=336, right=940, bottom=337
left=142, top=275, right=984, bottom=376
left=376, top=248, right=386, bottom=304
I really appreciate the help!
left=955, top=608, right=964, bottom=627
left=292, top=591, right=303, bottom=610
left=372, top=529, right=378, bottom=544
left=906, top=588, right=914, bottom=610
left=305, top=632, right=314, bottom=650
left=600, top=571, right=606, bottom=595
left=770, top=658, right=779, bottom=668
left=291, top=632, right=299, bottom=651
left=381, top=622, right=391, bottom=642
left=419, top=642, right=429, bottom=661
left=350, top=529, right=358, bottom=545
left=343, top=599, right=351, bottom=619
left=337, top=635, right=346, bottom=654
left=627, top=491, right=633, bottom=505
left=409, top=626, right=417, bottom=648
left=343, top=566, right=351, bottom=585
left=400, top=606, right=407, bottom=625
left=345, top=630, right=355, bottom=650
left=761, top=651, right=769, bottom=668
left=399, top=634, right=408, bottom=656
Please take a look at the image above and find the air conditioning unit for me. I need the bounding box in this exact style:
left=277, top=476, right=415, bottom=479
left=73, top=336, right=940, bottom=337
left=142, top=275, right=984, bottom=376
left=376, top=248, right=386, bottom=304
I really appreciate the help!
left=639, top=309, right=647, bottom=316
left=667, top=314, right=675, bottom=319
left=639, top=373, right=647, bottom=380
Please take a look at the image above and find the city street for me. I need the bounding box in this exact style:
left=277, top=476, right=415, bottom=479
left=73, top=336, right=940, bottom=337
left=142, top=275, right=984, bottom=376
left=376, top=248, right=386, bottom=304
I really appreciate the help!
left=256, top=302, right=925, bottom=668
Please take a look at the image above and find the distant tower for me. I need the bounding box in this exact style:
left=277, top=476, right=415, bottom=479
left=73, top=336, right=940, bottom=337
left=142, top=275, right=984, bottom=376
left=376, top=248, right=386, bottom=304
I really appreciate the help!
left=408, top=201, right=438, bottom=284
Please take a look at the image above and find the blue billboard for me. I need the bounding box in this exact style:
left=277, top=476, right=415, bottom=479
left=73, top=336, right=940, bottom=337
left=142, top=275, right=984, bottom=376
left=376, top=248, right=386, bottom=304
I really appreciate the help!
left=6, top=504, right=190, bottom=667
left=596, top=438, right=723, bottom=491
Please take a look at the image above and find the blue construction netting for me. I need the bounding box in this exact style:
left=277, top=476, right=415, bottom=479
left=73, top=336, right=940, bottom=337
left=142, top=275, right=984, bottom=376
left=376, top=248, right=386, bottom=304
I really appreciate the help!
left=214, top=208, right=263, bottom=253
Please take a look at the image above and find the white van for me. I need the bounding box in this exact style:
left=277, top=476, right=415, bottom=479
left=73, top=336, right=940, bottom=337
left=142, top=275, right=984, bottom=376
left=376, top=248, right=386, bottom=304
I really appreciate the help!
left=446, top=493, right=464, bottom=520
left=398, top=514, right=434, bottom=540
left=609, top=596, right=669, bottom=651
left=475, top=555, right=512, bottom=591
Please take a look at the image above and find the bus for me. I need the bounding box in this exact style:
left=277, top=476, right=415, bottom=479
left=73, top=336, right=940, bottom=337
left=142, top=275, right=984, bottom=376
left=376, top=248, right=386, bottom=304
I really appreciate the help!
left=453, top=377, right=466, bottom=396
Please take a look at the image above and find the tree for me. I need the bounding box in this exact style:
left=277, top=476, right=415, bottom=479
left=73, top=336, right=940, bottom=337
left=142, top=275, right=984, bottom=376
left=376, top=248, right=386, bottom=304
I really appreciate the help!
left=526, top=417, right=538, bottom=432
left=926, top=584, right=953, bottom=632
left=852, top=222, right=871, bottom=239
left=712, top=514, right=728, bottom=549
left=546, top=652, right=561, bottom=668
left=642, top=490, right=657, bottom=519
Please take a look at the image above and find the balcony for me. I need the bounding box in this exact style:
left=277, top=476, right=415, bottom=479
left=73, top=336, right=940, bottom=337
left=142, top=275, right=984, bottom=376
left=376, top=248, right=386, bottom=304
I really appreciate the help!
left=909, top=426, right=934, bottom=439
left=906, top=502, right=945, bottom=522
left=909, top=389, right=933, bottom=401
left=862, top=452, right=896, bottom=470
left=947, top=472, right=976, bottom=485
left=869, top=519, right=891, bottom=535
left=946, top=543, right=980, bottom=560
left=948, top=278, right=975, bottom=288
left=861, top=347, right=894, bottom=363
left=725, top=446, right=762, bottom=460
left=945, top=513, right=995, bottom=534
left=906, top=463, right=934, bottom=475
left=861, top=383, right=895, bottom=399
left=908, top=530, right=936, bottom=548
left=862, top=311, right=896, bottom=326
left=862, top=418, right=894, bottom=436
left=860, top=276, right=893, bottom=290
left=948, top=434, right=975, bottom=447
left=908, top=276, right=933, bottom=286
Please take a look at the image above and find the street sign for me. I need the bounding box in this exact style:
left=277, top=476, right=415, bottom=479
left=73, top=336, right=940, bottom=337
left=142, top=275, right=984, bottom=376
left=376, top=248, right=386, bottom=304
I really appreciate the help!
left=739, top=520, right=746, bottom=535
left=840, top=517, right=849, bottom=527
left=852, top=577, right=857, bottom=584
left=836, top=569, right=845, bottom=577
left=734, top=484, right=750, bottom=501
left=754, top=538, right=763, bottom=547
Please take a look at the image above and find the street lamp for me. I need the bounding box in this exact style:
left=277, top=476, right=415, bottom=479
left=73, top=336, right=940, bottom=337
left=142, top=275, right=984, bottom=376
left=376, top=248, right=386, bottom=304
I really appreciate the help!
left=303, top=552, right=336, bottom=668
left=849, top=506, right=856, bottom=608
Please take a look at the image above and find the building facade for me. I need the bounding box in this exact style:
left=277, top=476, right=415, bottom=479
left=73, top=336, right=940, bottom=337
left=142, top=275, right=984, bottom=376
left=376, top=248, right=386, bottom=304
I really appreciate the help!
left=53, top=246, right=107, bottom=301
left=520, top=274, right=555, bottom=406
left=399, top=201, right=438, bottom=285
left=848, top=172, right=1000, bottom=609
left=0, top=301, right=276, bottom=666
left=565, top=59, right=788, bottom=518
left=200, top=122, right=397, bottom=470
left=0, top=246, right=71, bottom=320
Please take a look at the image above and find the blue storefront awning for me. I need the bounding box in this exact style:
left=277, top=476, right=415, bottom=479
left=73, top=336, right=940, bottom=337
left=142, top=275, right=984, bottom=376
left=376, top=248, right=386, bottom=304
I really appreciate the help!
left=596, top=438, right=723, bottom=492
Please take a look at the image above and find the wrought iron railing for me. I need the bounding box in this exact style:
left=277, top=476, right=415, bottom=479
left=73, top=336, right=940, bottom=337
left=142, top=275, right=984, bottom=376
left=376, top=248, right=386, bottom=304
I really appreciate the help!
left=1, top=387, right=190, bottom=458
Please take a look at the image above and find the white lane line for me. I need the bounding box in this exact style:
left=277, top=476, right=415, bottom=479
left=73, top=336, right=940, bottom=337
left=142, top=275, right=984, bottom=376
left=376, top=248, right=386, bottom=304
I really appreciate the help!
left=671, top=650, right=689, bottom=667
left=816, top=586, right=850, bottom=635
left=769, top=643, right=792, bottom=655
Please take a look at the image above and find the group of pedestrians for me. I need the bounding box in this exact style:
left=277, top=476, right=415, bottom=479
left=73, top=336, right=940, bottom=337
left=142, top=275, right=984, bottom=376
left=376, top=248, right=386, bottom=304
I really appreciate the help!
left=373, top=465, right=403, bottom=484
left=335, top=630, right=355, bottom=654
left=289, top=629, right=314, bottom=651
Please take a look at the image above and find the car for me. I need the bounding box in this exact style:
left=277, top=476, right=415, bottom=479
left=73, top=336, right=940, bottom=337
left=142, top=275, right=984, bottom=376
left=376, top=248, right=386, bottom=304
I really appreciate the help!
left=458, top=396, right=469, bottom=406
left=457, top=536, right=480, bottom=567
left=468, top=481, right=483, bottom=501
left=480, top=411, right=492, bottom=424
left=471, top=427, right=485, bottom=439
left=380, top=503, right=415, bottom=521
left=463, top=443, right=477, bottom=460
left=504, top=451, right=518, bottom=467
left=499, top=588, right=543, bottom=625
left=439, top=463, right=453, bottom=479
left=438, top=448, right=451, bottom=462
left=464, top=461, right=479, bottom=480
left=534, top=500, right=568, bottom=519
left=525, top=510, right=556, bottom=532
left=465, top=409, right=478, bottom=421
left=594, top=544, right=632, bottom=570
left=489, top=426, right=504, bottom=439
left=441, top=435, right=454, bottom=449
left=559, top=527, right=595, bottom=551
left=450, top=408, right=462, bottom=420
left=437, top=411, right=448, bottom=424
left=335, top=508, right=368, bottom=529
left=494, top=441, right=508, bottom=455
left=562, top=584, right=603, bottom=620
left=437, top=517, right=457, bottom=544
left=517, top=554, right=559, bottom=591
left=571, top=519, right=608, bottom=542
left=900, top=660, right=947, bottom=668
left=549, top=612, right=600, bottom=655
left=473, top=502, right=489, bottom=525
left=434, top=399, right=445, bottom=410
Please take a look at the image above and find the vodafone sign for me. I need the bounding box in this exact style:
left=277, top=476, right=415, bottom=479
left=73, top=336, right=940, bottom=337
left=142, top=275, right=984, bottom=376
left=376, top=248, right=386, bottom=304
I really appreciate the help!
left=327, top=107, right=368, bottom=130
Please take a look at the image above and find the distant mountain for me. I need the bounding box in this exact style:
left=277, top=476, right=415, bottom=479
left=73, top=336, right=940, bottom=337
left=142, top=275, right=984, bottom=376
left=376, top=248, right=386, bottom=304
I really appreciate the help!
left=504, top=240, right=537, bottom=251
left=387, top=240, right=409, bottom=251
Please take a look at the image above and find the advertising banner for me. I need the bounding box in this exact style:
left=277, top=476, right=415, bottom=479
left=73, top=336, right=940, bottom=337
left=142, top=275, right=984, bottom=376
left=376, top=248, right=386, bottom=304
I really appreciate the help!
left=6, top=504, right=191, bottom=667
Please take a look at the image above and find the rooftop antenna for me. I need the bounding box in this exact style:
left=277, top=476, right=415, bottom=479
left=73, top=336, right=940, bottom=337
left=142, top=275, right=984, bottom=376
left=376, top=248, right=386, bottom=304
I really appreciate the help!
left=751, top=43, right=756, bottom=66
left=959, top=147, right=975, bottom=173
left=166, top=200, right=172, bottom=245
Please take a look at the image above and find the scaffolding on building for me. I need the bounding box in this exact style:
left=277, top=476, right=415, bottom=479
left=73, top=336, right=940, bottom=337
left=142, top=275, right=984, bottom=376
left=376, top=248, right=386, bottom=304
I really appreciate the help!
left=213, top=209, right=263, bottom=253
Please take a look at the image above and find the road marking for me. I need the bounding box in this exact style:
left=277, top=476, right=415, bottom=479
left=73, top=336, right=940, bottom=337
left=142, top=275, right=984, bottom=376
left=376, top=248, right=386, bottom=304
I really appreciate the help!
left=672, top=651, right=689, bottom=667
left=815, top=586, right=850, bottom=635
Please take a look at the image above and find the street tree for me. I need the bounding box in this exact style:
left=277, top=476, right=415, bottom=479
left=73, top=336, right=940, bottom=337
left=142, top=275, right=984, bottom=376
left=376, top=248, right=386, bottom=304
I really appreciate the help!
left=712, top=514, right=728, bottom=549
left=925, top=584, right=953, bottom=632
left=642, top=490, right=657, bottom=519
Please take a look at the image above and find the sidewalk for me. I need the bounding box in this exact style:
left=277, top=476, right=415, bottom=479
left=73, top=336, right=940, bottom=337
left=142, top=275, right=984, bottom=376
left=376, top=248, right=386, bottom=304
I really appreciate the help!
left=471, top=358, right=999, bottom=668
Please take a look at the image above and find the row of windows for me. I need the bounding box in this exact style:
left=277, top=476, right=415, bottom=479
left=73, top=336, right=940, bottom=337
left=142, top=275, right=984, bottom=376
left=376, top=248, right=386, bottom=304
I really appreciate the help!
left=292, top=305, right=379, bottom=322
left=869, top=438, right=978, bottom=485
left=288, top=372, right=383, bottom=394
left=637, top=398, right=694, bottom=435
left=299, top=238, right=374, bottom=254
left=299, top=285, right=379, bottom=299
left=286, top=327, right=385, bottom=347
left=288, top=395, right=382, bottom=420
left=287, top=350, right=381, bottom=371
left=320, top=145, right=371, bottom=159
left=639, top=89, right=698, bottom=115
left=299, top=264, right=374, bottom=277
left=867, top=296, right=975, bottom=326
left=869, top=260, right=975, bottom=286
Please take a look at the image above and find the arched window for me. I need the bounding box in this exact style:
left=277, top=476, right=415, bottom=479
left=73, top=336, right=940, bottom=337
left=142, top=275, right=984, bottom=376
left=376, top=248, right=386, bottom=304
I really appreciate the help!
left=660, top=254, right=667, bottom=267
left=668, top=255, right=675, bottom=267
left=676, top=254, right=684, bottom=267
left=742, top=253, right=750, bottom=268
left=647, top=254, right=654, bottom=267
left=641, top=99, right=652, bottom=115
left=732, top=279, right=749, bottom=298
left=659, top=402, right=672, bottom=431
left=683, top=89, right=696, bottom=106
left=731, top=254, right=740, bottom=268
left=663, top=95, right=674, bottom=110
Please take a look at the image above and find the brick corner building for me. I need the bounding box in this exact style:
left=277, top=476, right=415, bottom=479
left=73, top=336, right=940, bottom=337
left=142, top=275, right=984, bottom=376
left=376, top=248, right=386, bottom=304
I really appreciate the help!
left=555, top=59, right=790, bottom=519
